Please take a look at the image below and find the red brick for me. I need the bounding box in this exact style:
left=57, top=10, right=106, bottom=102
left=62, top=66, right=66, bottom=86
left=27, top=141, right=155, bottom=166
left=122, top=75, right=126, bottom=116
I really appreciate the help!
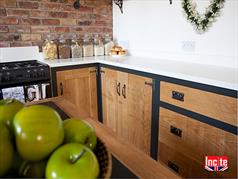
left=10, top=42, right=32, bottom=47
left=40, top=3, right=61, bottom=11
left=71, top=27, right=83, bottom=32
left=58, top=0, right=68, bottom=3
left=31, top=26, right=51, bottom=33
left=94, top=20, right=108, bottom=26
left=67, top=12, right=80, bottom=19
left=77, top=20, right=92, bottom=26
left=30, top=10, right=49, bottom=17
left=60, top=4, right=74, bottom=11
left=0, top=34, right=9, bottom=41
left=60, top=19, right=76, bottom=26
left=42, top=19, right=60, bottom=25
left=93, top=5, right=111, bottom=14
left=6, top=0, right=17, bottom=8
left=0, top=8, right=7, bottom=16
left=0, top=0, right=112, bottom=49
left=18, top=1, right=39, bottom=9
left=21, top=34, right=41, bottom=41
left=0, top=26, right=9, bottom=33
left=0, top=17, right=18, bottom=25
left=49, top=12, right=68, bottom=18
left=8, top=25, right=31, bottom=33
left=102, top=27, right=112, bottom=33
left=7, top=9, right=29, bottom=17
left=84, top=27, right=104, bottom=33
left=78, top=6, right=93, bottom=13
left=0, top=1, right=5, bottom=6
left=21, top=18, right=41, bottom=25
left=0, top=42, right=10, bottom=47
left=55, top=27, right=70, bottom=33
left=0, top=0, right=17, bottom=8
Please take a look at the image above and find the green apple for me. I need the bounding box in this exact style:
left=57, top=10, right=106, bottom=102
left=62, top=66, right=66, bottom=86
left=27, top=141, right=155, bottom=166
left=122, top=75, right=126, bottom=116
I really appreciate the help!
left=0, top=123, right=14, bottom=177
left=63, top=118, right=97, bottom=150
left=18, top=160, right=47, bottom=178
left=13, top=105, right=64, bottom=161
left=0, top=99, right=24, bottom=128
left=46, top=143, right=99, bottom=179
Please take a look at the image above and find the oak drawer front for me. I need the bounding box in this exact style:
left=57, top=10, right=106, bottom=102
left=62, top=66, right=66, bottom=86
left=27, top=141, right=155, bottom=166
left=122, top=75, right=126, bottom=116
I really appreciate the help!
left=160, top=81, right=237, bottom=126
left=159, top=108, right=237, bottom=178
left=158, top=143, right=221, bottom=178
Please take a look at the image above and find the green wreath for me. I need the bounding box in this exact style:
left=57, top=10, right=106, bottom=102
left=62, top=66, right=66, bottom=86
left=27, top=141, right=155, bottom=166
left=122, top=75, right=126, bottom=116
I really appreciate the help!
left=182, top=0, right=225, bottom=33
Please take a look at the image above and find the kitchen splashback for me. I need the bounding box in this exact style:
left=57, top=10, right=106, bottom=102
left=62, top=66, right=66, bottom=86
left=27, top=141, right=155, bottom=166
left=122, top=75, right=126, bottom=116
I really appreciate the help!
left=0, top=46, right=40, bottom=62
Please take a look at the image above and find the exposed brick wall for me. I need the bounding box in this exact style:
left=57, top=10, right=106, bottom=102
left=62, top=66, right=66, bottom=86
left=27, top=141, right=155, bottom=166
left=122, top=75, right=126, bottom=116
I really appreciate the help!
left=0, top=0, right=112, bottom=50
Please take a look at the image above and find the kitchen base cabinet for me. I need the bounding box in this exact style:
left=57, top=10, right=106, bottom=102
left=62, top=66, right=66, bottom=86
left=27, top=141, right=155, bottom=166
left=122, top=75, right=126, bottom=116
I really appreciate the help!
left=158, top=107, right=237, bottom=178
left=101, top=67, right=153, bottom=155
left=56, top=67, right=98, bottom=120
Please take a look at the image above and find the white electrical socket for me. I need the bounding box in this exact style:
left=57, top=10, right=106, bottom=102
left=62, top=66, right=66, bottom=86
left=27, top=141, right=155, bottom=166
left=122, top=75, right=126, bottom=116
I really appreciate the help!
left=181, top=41, right=196, bottom=52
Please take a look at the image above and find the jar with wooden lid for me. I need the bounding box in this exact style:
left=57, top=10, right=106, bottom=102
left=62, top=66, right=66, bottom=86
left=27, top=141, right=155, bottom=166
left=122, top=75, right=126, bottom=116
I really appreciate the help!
left=82, top=34, right=94, bottom=57
left=42, top=36, right=58, bottom=60
left=58, top=36, right=71, bottom=59
left=71, top=35, right=82, bottom=58
left=94, top=34, right=104, bottom=56
left=104, top=34, right=114, bottom=56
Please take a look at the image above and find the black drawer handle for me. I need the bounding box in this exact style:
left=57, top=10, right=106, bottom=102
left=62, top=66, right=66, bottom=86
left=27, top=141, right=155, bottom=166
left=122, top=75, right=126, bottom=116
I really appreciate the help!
left=168, top=161, right=179, bottom=173
left=116, top=82, right=121, bottom=96
left=172, top=91, right=184, bottom=101
left=122, top=84, right=126, bottom=99
left=170, top=126, right=182, bottom=137
left=60, top=82, right=63, bottom=96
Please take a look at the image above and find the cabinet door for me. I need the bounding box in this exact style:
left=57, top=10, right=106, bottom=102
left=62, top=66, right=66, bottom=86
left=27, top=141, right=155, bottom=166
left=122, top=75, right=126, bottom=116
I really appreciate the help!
left=120, top=73, right=153, bottom=155
left=101, top=68, right=153, bottom=154
left=101, top=67, right=120, bottom=132
left=56, top=67, right=98, bottom=120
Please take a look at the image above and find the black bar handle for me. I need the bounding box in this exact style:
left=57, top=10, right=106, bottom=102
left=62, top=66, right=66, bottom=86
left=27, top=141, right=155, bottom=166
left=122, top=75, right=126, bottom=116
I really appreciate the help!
left=122, top=84, right=126, bottom=99
left=170, top=125, right=182, bottom=137
left=116, top=82, right=121, bottom=96
left=90, top=70, right=96, bottom=73
left=60, top=82, right=63, bottom=96
left=168, top=161, right=179, bottom=173
left=145, top=81, right=153, bottom=86
left=90, top=68, right=98, bottom=76
left=172, top=91, right=184, bottom=101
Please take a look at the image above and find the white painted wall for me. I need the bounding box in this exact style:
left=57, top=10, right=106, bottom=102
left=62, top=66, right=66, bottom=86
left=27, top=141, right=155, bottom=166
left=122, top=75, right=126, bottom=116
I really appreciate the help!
left=113, top=0, right=238, bottom=68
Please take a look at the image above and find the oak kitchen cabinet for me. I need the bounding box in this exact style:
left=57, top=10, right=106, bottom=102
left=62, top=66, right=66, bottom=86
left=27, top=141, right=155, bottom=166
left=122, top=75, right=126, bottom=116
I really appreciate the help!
left=51, top=63, right=237, bottom=178
left=55, top=67, right=98, bottom=120
left=100, top=67, right=153, bottom=155
left=158, top=81, right=237, bottom=178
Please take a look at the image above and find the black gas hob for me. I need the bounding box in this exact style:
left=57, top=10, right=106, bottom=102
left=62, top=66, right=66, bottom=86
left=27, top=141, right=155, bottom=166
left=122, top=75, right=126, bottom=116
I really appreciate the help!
left=0, top=60, right=50, bottom=88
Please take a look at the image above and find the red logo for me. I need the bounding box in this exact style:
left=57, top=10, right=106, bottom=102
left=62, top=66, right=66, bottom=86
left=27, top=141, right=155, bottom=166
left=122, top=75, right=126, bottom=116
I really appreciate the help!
left=205, top=156, right=228, bottom=172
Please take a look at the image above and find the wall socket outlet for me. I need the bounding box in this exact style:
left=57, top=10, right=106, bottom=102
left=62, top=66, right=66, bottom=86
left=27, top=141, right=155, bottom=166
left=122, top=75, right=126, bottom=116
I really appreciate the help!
left=181, top=41, right=196, bottom=52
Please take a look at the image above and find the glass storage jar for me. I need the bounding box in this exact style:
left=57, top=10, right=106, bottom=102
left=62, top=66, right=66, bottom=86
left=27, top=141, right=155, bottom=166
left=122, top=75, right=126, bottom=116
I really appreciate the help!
left=58, top=36, right=71, bottom=59
left=104, top=34, right=114, bottom=56
left=94, top=34, right=104, bottom=56
left=71, top=39, right=82, bottom=58
left=42, top=38, right=58, bottom=60
left=82, top=34, right=94, bottom=57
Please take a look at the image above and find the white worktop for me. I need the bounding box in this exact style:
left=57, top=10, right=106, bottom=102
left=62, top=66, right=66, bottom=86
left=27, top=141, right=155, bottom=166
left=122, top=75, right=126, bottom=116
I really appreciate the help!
left=40, top=56, right=238, bottom=91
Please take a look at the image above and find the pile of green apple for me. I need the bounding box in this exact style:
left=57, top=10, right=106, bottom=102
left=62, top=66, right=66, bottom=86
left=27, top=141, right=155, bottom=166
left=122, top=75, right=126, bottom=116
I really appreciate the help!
left=0, top=99, right=99, bottom=179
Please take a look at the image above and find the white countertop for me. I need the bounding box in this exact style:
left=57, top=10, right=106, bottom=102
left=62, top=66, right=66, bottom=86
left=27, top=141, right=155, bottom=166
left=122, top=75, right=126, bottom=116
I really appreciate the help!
left=40, top=56, right=238, bottom=91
